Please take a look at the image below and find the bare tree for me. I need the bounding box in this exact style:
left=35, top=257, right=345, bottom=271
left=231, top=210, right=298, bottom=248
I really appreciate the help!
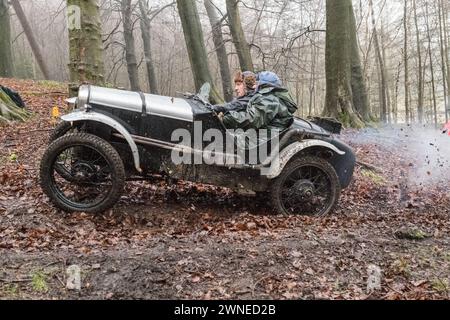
left=381, top=21, right=392, bottom=124
left=324, top=0, right=366, bottom=128
left=369, top=0, right=387, bottom=123
left=68, top=0, right=105, bottom=96
left=0, top=0, right=13, bottom=77
left=443, top=0, right=450, bottom=120
left=349, top=1, right=370, bottom=122
left=308, top=39, right=316, bottom=116
left=425, top=2, right=437, bottom=127
left=176, top=0, right=222, bottom=104
left=437, top=0, right=448, bottom=121
left=393, top=60, right=402, bottom=124
left=0, top=0, right=446, bottom=127
left=121, top=0, right=140, bottom=91
left=404, top=0, right=410, bottom=124
left=413, top=0, right=424, bottom=124
left=11, top=0, right=50, bottom=80
left=204, top=0, right=233, bottom=101
left=138, top=0, right=165, bottom=94
left=226, top=0, right=254, bottom=72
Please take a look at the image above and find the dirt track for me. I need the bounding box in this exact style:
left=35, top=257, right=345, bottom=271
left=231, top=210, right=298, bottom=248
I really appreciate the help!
left=0, top=78, right=449, bottom=299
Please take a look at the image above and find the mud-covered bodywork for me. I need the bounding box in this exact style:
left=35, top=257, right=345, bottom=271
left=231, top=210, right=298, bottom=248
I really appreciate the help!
left=289, top=118, right=355, bottom=188
left=61, top=85, right=356, bottom=192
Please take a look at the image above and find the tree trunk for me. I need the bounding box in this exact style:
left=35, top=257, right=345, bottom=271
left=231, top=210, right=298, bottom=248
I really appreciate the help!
left=11, top=0, right=50, bottom=80
left=369, top=0, right=387, bottom=123
left=121, top=0, right=140, bottom=92
left=413, top=0, right=424, bottom=124
left=308, top=40, right=316, bottom=116
left=176, top=0, right=223, bottom=104
left=443, top=0, right=450, bottom=121
left=425, top=3, right=438, bottom=128
left=438, top=0, right=448, bottom=122
left=393, top=60, right=402, bottom=124
left=404, top=0, right=410, bottom=124
left=0, top=0, right=13, bottom=78
left=138, top=0, right=158, bottom=94
left=67, top=0, right=105, bottom=97
left=204, top=0, right=233, bottom=102
left=381, top=21, right=392, bottom=124
left=324, top=0, right=365, bottom=128
left=0, top=88, right=30, bottom=124
left=225, top=0, right=254, bottom=72
left=295, top=46, right=303, bottom=117
left=349, top=4, right=370, bottom=122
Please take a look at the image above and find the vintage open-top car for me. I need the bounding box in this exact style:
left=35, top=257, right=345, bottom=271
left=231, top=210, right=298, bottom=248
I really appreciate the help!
left=39, top=84, right=356, bottom=216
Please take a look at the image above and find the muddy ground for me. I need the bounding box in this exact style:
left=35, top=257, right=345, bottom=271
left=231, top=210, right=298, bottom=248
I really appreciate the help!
left=0, top=78, right=449, bottom=300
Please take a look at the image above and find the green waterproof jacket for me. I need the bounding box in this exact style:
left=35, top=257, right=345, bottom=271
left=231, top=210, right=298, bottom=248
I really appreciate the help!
left=222, top=86, right=298, bottom=130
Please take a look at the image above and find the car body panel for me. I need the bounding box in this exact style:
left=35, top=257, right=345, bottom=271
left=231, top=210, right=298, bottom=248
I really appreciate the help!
left=291, top=118, right=330, bottom=136
left=59, top=86, right=356, bottom=190
left=61, top=110, right=142, bottom=172
left=265, top=139, right=345, bottom=179
left=82, top=85, right=194, bottom=122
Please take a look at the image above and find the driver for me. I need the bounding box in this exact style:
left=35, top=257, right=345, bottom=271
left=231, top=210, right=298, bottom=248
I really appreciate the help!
left=212, top=71, right=257, bottom=113
left=221, top=71, right=298, bottom=130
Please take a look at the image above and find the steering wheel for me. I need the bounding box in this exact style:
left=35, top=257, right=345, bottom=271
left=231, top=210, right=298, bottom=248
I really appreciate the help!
left=179, top=85, right=225, bottom=124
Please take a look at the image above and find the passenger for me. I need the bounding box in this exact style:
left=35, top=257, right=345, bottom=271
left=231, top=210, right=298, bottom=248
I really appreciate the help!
left=222, top=71, right=298, bottom=130
left=212, top=71, right=256, bottom=113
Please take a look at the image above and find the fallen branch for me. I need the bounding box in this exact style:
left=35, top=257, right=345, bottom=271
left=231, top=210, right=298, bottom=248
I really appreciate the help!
left=53, top=274, right=66, bottom=288
left=20, top=128, right=54, bottom=134
left=22, top=91, right=67, bottom=96
left=356, top=160, right=383, bottom=173
left=0, top=278, right=32, bottom=283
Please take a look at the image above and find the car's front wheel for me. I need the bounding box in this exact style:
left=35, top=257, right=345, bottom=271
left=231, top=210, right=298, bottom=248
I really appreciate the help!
left=49, top=121, right=82, bottom=143
left=49, top=121, right=87, bottom=182
left=270, top=156, right=340, bottom=216
left=40, top=133, right=125, bottom=213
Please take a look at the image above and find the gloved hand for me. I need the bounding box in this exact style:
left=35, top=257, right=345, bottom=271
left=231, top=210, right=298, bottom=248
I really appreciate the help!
left=211, top=105, right=227, bottom=113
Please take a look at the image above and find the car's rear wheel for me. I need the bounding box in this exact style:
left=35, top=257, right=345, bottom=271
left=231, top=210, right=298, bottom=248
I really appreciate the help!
left=40, top=133, right=125, bottom=213
left=270, top=156, right=340, bottom=216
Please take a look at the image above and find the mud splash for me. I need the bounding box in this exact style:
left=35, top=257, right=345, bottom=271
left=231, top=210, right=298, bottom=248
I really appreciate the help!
left=344, top=125, right=450, bottom=189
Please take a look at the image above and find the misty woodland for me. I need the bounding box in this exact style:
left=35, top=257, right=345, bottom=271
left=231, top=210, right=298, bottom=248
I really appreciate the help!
left=0, top=0, right=448, bottom=126
left=0, top=0, right=450, bottom=301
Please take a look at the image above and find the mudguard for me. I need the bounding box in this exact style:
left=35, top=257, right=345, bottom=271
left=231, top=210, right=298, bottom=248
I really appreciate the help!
left=264, top=139, right=345, bottom=179
left=61, top=110, right=142, bottom=172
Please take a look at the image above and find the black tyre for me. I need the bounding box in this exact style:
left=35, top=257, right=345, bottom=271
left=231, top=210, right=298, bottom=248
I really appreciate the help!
left=270, top=156, right=340, bottom=216
left=49, top=121, right=88, bottom=142
left=40, top=133, right=126, bottom=213
left=50, top=121, right=90, bottom=182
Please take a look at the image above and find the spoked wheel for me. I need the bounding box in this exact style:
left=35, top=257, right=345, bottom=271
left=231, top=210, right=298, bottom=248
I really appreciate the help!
left=40, top=133, right=125, bottom=213
left=50, top=121, right=87, bottom=182
left=270, top=156, right=340, bottom=216
left=49, top=121, right=83, bottom=143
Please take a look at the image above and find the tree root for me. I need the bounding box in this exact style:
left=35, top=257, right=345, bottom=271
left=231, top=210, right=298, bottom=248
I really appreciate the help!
left=0, top=88, right=31, bottom=123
